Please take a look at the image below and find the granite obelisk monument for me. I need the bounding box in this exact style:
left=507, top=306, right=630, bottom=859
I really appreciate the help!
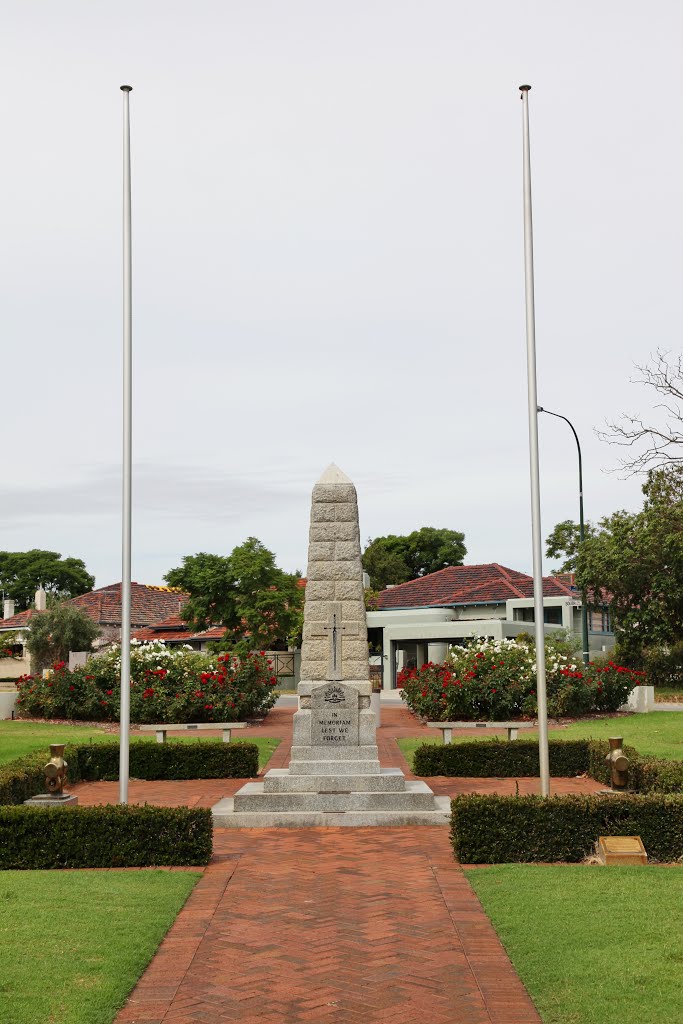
left=213, top=465, right=448, bottom=826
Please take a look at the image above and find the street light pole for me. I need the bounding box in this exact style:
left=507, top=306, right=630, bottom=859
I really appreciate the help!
left=538, top=406, right=590, bottom=665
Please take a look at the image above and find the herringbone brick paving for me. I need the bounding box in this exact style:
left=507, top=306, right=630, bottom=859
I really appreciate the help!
left=103, top=704, right=567, bottom=1023
left=115, top=828, right=541, bottom=1024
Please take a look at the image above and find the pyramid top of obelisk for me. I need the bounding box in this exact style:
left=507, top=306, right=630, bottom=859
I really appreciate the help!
left=315, top=463, right=352, bottom=485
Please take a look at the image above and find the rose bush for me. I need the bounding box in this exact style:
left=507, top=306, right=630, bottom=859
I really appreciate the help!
left=398, top=637, right=643, bottom=721
left=15, top=640, right=279, bottom=723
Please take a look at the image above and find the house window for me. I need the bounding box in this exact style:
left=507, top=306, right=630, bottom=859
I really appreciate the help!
left=513, top=606, right=562, bottom=625
left=589, top=607, right=612, bottom=633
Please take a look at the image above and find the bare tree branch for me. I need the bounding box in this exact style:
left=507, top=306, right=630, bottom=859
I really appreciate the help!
left=597, top=349, right=683, bottom=475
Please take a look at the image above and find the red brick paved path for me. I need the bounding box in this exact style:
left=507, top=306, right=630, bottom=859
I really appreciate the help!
left=100, top=704, right=594, bottom=1022
left=116, top=827, right=541, bottom=1024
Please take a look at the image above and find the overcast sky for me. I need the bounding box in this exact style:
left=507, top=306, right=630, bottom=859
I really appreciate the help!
left=2, top=2, right=681, bottom=588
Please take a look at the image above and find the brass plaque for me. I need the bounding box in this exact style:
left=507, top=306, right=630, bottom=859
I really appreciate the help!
left=598, top=836, right=647, bottom=865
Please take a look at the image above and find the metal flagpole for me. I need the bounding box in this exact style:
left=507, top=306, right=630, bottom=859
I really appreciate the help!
left=519, top=84, right=550, bottom=797
left=119, top=85, right=133, bottom=804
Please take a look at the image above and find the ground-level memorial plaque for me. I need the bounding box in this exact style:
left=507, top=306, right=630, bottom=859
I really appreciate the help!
left=213, top=464, right=449, bottom=827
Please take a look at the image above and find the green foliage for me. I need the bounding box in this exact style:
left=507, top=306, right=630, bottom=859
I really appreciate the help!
left=71, top=739, right=260, bottom=782
left=0, top=804, right=212, bottom=868
left=0, top=739, right=259, bottom=805
left=165, top=537, right=304, bottom=653
left=0, top=751, right=51, bottom=805
left=16, top=641, right=278, bottom=723
left=614, top=751, right=683, bottom=794
left=0, top=549, right=94, bottom=611
left=399, top=637, right=638, bottom=721
left=576, top=465, right=683, bottom=665
left=545, top=518, right=597, bottom=573
left=642, top=641, right=683, bottom=688
left=413, top=738, right=598, bottom=778
left=362, top=527, right=466, bottom=590
left=450, top=793, right=683, bottom=863
left=25, top=604, right=100, bottom=672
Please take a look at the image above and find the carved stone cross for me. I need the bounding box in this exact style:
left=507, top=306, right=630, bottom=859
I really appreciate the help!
left=310, top=602, right=359, bottom=680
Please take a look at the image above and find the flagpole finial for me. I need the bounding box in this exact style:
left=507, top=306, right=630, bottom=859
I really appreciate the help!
left=519, top=84, right=531, bottom=93
left=120, top=85, right=133, bottom=92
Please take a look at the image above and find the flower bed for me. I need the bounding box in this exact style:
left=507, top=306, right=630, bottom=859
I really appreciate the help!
left=399, top=638, right=641, bottom=721
left=15, top=641, right=279, bottom=724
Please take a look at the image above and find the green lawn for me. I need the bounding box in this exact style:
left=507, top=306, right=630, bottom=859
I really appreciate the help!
left=550, top=712, right=683, bottom=760
left=397, top=711, right=683, bottom=768
left=469, top=864, right=683, bottom=1024
left=0, top=721, right=280, bottom=770
left=0, top=869, right=200, bottom=1024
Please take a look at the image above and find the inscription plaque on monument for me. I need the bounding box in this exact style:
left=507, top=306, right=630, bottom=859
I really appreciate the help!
left=311, top=683, right=359, bottom=746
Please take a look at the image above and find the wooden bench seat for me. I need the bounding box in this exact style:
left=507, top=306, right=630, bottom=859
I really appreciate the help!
left=138, top=722, right=251, bottom=744
left=427, top=721, right=535, bottom=743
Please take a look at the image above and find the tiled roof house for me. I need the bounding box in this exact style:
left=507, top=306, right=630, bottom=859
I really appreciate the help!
left=0, top=584, right=189, bottom=680
left=132, top=614, right=227, bottom=650
left=367, top=563, right=614, bottom=689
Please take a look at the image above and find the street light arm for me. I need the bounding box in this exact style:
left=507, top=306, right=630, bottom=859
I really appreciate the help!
left=537, top=404, right=590, bottom=665
left=537, top=406, right=583, bottom=507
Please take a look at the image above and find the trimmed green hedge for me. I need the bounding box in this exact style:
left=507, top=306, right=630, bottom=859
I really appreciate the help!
left=71, top=740, right=260, bottom=782
left=413, top=739, right=604, bottom=779
left=451, top=793, right=683, bottom=863
left=412, top=738, right=683, bottom=793
left=0, top=805, right=212, bottom=868
left=0, top=751, right=55, bottom=805
left=0, top=740, right=260, bottom=805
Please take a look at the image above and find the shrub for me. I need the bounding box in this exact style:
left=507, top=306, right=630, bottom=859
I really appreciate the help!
left=0, top=740, right=259, bottom=805
left=413, top=739, right=595, bottom=778
left=15, top=641, right=279, bottom=723
left=0, top=751, right=74, bottom=805
left=399, top=637, right=640, bottom=721
left=26, top=604, right=100, bottom=672
left=70, top=740, right=259, bottom=782
left=450, top=793, right=683, bottom=863
left=0, top=805, right=212, bottom=868
left=643, top=642, right=683, bottom=689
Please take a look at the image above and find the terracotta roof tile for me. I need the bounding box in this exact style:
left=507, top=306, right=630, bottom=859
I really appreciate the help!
left=0, top=608, right=41, bottom=630
left=374, top=563, right=576, bottom=610
left=69, top=583, right=188, bottom=627
left=132, top=614, right=227, bottom=644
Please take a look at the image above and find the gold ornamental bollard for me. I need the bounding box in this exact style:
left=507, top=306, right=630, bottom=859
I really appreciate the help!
left=605, top=737, right=630, bottom=791
left=44, top=744, right=69, bottom=795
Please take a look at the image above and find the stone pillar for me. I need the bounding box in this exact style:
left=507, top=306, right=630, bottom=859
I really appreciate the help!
left=300, top=464, right=369, bottom=683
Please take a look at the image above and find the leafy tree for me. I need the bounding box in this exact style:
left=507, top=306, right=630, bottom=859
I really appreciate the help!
left=26, top=604, right=101, bottom=673
left=575, top=465, right=683, bottom=664
left=599, top=349, right=683, bottom=474
left=545, top=519, right=597, bottom=573
left=0, top=550, right=94, bottom=611
left=362, top=527, right=466, bottom=591
left=165, top=538, right=304, bottom=655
